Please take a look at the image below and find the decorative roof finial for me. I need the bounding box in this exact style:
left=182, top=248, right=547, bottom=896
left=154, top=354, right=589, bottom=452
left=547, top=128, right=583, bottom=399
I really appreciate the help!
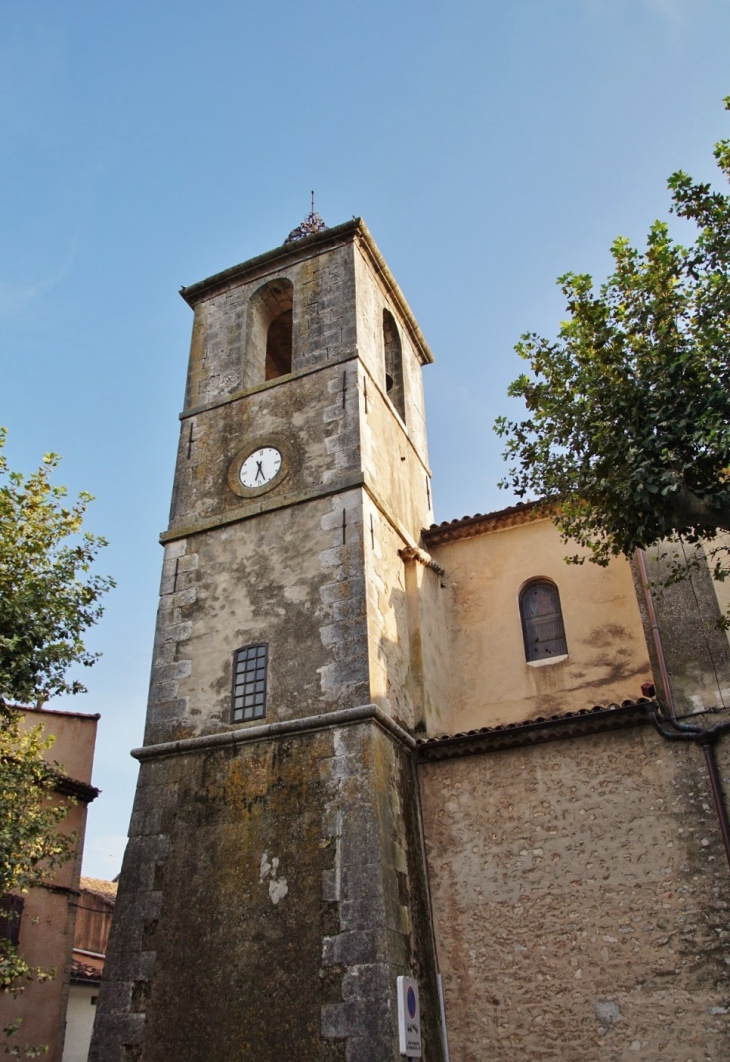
left=284, top=191, right=328, bottom=244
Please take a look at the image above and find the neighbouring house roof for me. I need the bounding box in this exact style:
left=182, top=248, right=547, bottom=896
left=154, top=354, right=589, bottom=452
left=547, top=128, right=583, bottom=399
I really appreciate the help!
left=416, top=699, right=654, bottom=761
left=18, top=706, right=101, bottom=721
left=54, top=776, right=100, bottom=803
left=80, top=878, right=118, bottom=904
left=422, top=499, right=551, bottom=547
left=70, top=960, right=102, bottom=985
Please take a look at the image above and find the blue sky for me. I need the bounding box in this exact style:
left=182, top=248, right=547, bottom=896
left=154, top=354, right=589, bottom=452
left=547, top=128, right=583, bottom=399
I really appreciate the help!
left=2, top=0, right=730, bottom=877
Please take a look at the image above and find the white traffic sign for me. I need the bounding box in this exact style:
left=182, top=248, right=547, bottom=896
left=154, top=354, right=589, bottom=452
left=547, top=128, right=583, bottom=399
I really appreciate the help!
left=397, top=976, right=422, bottom=1057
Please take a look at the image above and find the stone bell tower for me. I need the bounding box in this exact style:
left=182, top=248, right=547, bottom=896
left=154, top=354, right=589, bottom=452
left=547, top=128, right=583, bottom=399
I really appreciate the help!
left=91, top=216, right=446, bottom=1062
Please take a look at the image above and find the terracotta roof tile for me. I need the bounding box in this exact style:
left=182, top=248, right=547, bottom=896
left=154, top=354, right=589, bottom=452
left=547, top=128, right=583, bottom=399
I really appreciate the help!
left=416, top=699, right=654, bottom=761
left=422, top=500, right=552, bottom=546
left=80, top=877, right=118, bottom=903
left=70, top=960, right=102, bottom=983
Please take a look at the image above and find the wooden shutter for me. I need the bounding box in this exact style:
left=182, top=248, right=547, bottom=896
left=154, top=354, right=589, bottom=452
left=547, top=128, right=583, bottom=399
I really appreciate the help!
left=0, top=895, right=24, bottom=947
left=520, top=581, right=568, bottom=662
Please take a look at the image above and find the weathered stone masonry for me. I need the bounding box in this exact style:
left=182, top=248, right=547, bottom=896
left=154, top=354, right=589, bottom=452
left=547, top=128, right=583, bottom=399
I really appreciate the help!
left=91, top=220, right=445, bottom=1062
left=418, top=713, right=730, bottom=1062
left=92, top=216, right=730, bottom=1061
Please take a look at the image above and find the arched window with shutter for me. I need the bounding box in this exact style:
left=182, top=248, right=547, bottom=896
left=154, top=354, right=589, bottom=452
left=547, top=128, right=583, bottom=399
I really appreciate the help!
left=519, top=580, right=568, bottom=662
left=0, top=895, right=23, bottom=947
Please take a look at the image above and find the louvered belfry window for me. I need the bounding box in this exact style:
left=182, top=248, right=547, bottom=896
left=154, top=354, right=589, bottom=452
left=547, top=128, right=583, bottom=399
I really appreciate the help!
left=231, top=644, right=268, bottom=722
left=520, top=581, right=568, bottom=662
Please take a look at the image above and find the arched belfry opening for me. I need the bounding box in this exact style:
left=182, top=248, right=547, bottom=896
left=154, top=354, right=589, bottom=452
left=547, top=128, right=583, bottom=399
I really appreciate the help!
left=266, top=305, right=293, bottom=379
left=383, top=308, right=406, bottom=423
left=246, top=278, right=294, bottom=383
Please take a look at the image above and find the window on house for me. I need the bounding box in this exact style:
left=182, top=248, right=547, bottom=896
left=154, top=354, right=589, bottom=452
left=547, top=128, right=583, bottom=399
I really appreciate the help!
left=231, top=644, right=268, bottom=722
left=0, top=895, right=24, bottom=947
left=519, top=580, right=568, bottom=662
left=383, top=309, right=406, bottom=423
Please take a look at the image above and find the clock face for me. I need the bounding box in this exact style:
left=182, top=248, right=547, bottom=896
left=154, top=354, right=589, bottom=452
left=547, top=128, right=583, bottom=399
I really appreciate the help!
left=239, top=447, right=282, bottom=489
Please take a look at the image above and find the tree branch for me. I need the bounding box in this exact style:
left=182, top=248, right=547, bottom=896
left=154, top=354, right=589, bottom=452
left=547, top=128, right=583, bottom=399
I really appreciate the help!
left=668, top=481, right=730, bottom=532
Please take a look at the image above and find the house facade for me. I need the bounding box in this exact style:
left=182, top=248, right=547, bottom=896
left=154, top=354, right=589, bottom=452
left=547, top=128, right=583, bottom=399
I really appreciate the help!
left=0, top=708, right=99, bottom=1061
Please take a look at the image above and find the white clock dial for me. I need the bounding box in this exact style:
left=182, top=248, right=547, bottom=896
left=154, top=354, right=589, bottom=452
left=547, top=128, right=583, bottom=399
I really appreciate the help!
left=239, top=447, right=282, bottom=489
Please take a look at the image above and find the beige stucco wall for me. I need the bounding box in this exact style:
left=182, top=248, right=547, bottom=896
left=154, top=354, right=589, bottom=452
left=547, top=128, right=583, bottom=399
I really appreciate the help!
left=426, top=517, right=653, bottom=732
left=18, top=708, right=97, bottom=784
left=419, top=723, right=730, bottom=1061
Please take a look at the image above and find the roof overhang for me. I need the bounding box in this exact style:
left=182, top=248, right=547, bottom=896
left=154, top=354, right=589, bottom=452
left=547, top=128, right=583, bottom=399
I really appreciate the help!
left=417, top=700, right=654, bottom=762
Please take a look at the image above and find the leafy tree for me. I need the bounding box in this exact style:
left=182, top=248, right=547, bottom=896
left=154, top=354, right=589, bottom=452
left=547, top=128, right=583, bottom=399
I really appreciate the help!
left=0, top=428, right=113, bottom=1040
left=495, top=100, right=730, bottom=574
left=0, top=718, right=74, bottom=997
left=0, top=428, right=113, bottom=709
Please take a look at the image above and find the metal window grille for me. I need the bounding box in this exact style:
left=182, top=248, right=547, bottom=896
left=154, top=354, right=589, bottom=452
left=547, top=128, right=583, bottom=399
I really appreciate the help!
left=0, top=895, right=24, bottom=947
left=520, top=581, right=568, bottom=662
left=231, top=644, right=268, bottom=722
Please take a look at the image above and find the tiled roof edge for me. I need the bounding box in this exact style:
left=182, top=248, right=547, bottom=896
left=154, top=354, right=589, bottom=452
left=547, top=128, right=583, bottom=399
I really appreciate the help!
left=13, top=705, right=101, bottom=721
left=54, top=775, right=101, bottom=804
left=70, top=960, right=103, bottom=984
left=80, top=877, right=118, bottom=902
left=422, top=499, right=553, bottom=546
left=416, top=700, right=653, bottom=762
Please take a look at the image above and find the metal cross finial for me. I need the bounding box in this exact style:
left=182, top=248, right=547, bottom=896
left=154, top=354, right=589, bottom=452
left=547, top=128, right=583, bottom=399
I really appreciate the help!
left=284, top=193, right=328, bottom=244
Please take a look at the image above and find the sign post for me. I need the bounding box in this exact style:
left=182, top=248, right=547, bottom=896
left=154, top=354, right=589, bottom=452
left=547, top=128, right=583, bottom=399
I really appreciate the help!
left=397, top=976, right=422, bottom=1058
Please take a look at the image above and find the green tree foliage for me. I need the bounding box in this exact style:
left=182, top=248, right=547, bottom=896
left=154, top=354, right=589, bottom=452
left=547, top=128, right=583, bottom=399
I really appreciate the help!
left=0, top=718, right=73, bottom=996
left=0, top=428, right=114, bottom=708
left=495, top=100, right=730, bottom=572
left=0, top=428, right=113, bottom=1032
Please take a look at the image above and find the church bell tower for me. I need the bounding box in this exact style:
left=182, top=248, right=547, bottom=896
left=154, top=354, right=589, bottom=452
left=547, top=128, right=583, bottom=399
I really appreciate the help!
left=91, top=216, right=445, bottom=1061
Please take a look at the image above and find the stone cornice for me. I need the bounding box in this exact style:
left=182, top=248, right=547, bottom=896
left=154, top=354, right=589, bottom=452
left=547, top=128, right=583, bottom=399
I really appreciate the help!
left=159, top=469, right=365, bottom=544
left=132, top=703, right=417, bottom=762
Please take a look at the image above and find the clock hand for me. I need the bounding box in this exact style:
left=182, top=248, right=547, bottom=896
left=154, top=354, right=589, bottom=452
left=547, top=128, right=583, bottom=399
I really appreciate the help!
left=255, top=460, right=264, bottom=482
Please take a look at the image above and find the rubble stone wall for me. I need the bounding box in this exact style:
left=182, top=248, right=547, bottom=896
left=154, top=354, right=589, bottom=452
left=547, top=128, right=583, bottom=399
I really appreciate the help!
left=419, top=723, right=730, bottom=1062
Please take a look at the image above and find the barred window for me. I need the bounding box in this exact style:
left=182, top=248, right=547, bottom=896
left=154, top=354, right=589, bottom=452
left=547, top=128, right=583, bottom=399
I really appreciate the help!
left=231, top=644, right=268, bottom=722
left=520, top=581, right=568, bottom=662
left=0, top=895, right=24, bottom=947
